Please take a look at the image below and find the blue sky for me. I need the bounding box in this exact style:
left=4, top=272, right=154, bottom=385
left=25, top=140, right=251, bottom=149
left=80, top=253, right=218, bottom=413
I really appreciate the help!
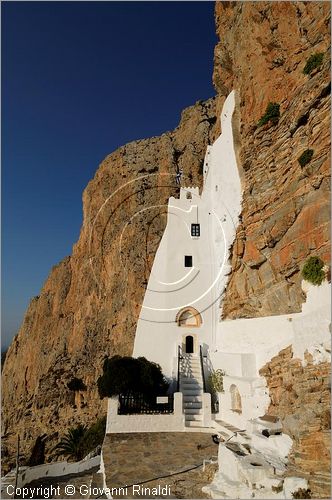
left=2, top=1, right=216, bottom=348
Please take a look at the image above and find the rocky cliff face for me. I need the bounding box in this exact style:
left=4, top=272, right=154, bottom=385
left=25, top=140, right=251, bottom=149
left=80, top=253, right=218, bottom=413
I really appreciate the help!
left=213, top=3, right=330, bottom=496
left=214, top=1, right=330, bottom=318
left=2, top=0, right=330, bottom=488
left=260, top=347, right=330, bottom=498
left=2, top=98, right=218, bottom=471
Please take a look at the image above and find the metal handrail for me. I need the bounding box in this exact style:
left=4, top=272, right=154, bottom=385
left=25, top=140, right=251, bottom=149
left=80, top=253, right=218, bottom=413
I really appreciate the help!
left=200, top=345, right=207, bottom=393
left=177, top=345, right=181, bottom=392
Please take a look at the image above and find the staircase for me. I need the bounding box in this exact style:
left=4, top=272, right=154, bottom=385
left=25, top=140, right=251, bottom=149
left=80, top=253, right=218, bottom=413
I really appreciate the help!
left=180, top=353, right=204, bottom=427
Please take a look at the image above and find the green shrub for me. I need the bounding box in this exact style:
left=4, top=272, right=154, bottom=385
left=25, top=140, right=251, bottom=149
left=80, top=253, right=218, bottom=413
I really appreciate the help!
left=54, top=424, right=87, bottom=461
left=81, top=416, right=106, bottom=455
left=208, top=369, right=225, bottom=393
left=67, top=377, right=86, bottom=392
left=97, top=355, right=168, bottom=399
left=298, top=149, right=314, bottom=167
left=54, top=417, right=106, bottom=462
left=257, top=102, right=280, bottom=127
left=303, top=53, right=324, bottom=75
left=292, top=487, right=312, bottom=499
left=302, top=256, right=325, bottom=285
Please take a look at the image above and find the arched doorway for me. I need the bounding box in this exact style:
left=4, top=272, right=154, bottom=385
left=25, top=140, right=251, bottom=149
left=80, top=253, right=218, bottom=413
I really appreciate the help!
left=230, top=384, right=242, bottom=413
left=185, top=335, right=194, bottom=354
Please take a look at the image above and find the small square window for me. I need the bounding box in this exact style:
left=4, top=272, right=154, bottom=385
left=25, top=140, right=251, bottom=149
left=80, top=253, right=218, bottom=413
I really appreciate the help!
left=191, top=224, right=200, bottom=237
left=184, top=255, right=193, bottom=267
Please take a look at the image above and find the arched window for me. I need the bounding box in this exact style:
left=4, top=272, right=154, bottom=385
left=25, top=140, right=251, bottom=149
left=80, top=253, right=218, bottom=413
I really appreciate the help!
left=230, top=384, right=242, bottom=413
left=176, top=307, right=202, bottom=327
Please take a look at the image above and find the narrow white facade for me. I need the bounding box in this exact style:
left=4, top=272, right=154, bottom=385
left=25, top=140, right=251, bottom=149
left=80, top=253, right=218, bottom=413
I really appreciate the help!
left=133, top=91, right=242, bottom=382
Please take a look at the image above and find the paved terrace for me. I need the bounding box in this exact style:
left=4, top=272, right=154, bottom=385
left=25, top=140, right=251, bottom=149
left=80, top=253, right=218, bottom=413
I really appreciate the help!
left=102, top=432, right=219, bottom=499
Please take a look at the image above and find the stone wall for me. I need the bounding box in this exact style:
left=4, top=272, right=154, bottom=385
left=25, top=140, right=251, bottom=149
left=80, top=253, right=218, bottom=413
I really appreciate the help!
left=259, top=346, right=331, bottom=498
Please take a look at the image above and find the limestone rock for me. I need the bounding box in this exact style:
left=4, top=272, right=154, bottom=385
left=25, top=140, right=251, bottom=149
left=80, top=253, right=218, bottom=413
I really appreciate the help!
left=260, top=347, right=331, bottom=498
left=213, top=1, right=330, bottom=318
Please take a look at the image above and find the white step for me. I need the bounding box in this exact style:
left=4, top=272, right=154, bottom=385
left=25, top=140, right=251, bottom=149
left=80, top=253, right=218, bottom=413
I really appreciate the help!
left=180, top=378, right=203, bottom=387
left=181, top=387, right=202, bottom=392
left=184, top=408, right=203, bottom=415
left=183, top=395, right=202, bottom=403
left=180, top=377, right=201, bottom=383
left=183, top=401, right=202, bottom=409
left=185, top=414, right=203, bottom=421
left=185, top=420, right=204, bottom=428
left=182, top=389, right=202, bottom=396
left=181, top=381, right=201, bottom=388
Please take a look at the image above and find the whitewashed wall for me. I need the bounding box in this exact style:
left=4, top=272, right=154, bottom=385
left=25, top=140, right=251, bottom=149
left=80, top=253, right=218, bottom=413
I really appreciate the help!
left=133, top=91, right=242, bottom=379
left=212, top=280, right=331, bottom=376
left=1, top=455, right=100, bottom=496
left=106, top=393, right=185, bottom=433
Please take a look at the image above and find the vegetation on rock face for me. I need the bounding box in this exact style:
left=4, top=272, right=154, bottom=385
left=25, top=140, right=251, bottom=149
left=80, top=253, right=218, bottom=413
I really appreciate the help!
left=257, top=102, right=280, bottom=127
left=54, top=424, right=87, bottom=461
left=81, top=416, right=106, bottom=456
left=67, top=377, right=86, bottom=392
left=302, top=256, right=325, bottom=285
left=97, top=355, right=168, bottom=399
left=303, top=52, right=324, bottom=75
left=292, top=487, right=312, bottom=499
left=298, top=149, right=314, bottom=167
left=54, top=417, right=106, bottom=461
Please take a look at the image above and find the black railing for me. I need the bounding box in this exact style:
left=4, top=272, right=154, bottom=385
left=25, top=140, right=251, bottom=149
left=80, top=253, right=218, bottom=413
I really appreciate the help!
left=199, top=345, right=207, bottom=393
left=177, top=345, right=182, bottom=392
left=118, top=393, right=174, bottom=415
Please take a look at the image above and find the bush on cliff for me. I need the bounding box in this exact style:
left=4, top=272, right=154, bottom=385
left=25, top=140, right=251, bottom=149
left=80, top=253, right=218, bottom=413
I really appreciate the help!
left=81, top=416, right=106, bottom=455
left=298, top=149, right=314, bottom=167
left=54, top=417, right=106, bottom=461
left=97, top=355, right=168, bottom=399
left=257, top=102, right=280, bottom=127
left=302, top=256, right=325, bottom=285
left=303, top=52, right=324, bottom=75
left=292, top=488, right=312, bottom=499
left=54, top=424, right=87, bottom=461
left=67, top=377, right=86, bottom=391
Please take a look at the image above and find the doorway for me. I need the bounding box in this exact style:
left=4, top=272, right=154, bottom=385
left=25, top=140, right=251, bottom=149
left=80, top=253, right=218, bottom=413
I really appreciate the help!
left=185, top=335, right=194, bottom=354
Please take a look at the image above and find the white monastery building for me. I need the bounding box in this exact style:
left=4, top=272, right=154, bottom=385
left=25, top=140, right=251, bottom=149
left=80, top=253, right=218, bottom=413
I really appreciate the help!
left=133, top=91, right=242, bottom=379
left=106, top=91, right=330, bottom=498
left=133, top=91, right=330, bottom=417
